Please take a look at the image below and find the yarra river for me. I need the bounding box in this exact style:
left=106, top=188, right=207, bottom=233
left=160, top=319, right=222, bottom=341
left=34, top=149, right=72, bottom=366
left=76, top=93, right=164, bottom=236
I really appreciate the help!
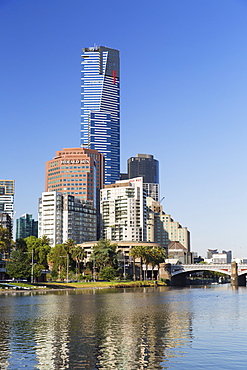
left=0, top=285, right=247, bottom=369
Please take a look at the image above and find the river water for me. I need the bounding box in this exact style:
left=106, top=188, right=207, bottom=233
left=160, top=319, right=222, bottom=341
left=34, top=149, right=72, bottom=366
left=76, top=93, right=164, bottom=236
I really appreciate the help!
left=0, top=285, right=247, bottom=369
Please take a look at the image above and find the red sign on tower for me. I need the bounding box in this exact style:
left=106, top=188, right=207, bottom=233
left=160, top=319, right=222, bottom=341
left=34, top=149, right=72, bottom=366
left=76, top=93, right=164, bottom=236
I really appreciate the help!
left=112, top=70, right=116, bottom=84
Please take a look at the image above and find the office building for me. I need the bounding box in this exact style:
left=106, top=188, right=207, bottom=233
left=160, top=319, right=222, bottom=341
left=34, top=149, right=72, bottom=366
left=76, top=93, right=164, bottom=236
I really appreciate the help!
left=80, top=45, right=120, bottom=185
left=16, top=214, right=38, bottom=239
left=38, top=191, right=97, bottom=246
left=208, top=250, right=232, bottom=264
left=100, top=177, right=147, bottom=241
left=212, top=253, right=229, bottom=264
left=123, top=154, right=159, bottom=201
left=45, top=148, right=104, bottom=209
left=0, top=180, right=14, bottom=236
left=207, top=249, right=218, bottom=259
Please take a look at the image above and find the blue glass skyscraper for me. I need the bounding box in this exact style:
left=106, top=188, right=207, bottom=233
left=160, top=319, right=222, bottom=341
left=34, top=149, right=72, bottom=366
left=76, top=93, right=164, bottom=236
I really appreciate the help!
left=80, top=45, right=120, bottom=185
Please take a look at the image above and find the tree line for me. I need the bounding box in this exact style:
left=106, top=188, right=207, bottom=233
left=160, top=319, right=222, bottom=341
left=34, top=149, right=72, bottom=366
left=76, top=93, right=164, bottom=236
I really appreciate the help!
left=0, top=226, right=166, bottom=282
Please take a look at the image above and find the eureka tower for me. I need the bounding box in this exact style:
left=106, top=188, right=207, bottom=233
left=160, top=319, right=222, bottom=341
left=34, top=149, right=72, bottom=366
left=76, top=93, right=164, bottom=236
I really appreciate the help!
left=80, top=45, right=120, bottom=185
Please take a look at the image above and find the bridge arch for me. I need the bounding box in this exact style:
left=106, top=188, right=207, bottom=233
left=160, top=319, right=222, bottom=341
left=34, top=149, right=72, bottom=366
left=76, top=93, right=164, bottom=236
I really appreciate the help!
left=165, top=263, right=247, bottom=287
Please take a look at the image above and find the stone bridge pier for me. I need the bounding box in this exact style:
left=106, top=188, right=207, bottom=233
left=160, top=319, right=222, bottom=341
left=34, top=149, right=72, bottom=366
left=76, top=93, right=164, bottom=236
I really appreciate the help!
left=231, top=262, right=246, bottom=287
left=159, top=263, right=186, bottom=286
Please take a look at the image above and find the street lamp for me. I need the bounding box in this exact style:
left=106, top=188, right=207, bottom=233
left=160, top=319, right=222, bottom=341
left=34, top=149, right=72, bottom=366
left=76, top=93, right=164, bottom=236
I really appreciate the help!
left=24, top=249, right=34, bottom=284
left=123, top=252, right=126, bottom=280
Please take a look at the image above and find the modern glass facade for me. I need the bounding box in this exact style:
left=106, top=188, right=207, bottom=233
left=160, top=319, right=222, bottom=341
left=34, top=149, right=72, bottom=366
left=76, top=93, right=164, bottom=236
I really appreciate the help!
left=80, top=46, right=120, bottom=185
left=128, top=154, right=159, bottom=184
left=127, top=154, right=160, bottom=201
left=16, top=214, right=38, bottom=239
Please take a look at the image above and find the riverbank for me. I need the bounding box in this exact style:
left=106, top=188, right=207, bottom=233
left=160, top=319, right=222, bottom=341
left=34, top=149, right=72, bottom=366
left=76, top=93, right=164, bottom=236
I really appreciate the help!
left=0, top=280, right=166, bottom=293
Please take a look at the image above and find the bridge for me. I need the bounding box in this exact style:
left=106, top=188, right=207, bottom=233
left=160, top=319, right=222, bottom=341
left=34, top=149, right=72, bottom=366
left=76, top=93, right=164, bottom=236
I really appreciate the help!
left=160, top=262, right=247, bottom=286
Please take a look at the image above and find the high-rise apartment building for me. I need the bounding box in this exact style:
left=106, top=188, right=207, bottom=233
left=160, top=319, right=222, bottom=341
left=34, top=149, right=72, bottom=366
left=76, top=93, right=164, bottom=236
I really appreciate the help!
left=0, top=180, right=14, bottom=218
left=38, top=191, right=97, bottom=246
left=45, top=148, right=104, bottom=209
left=0, top=213, right=12, bottom=232
left=100, top=177, right=146, bottom=242
left=123, top=154, right=159, bottom=201
left=16, top=214, right=38, bottom=239
left=146, top=197, right=190, bottom=252
left=0, top=180, right=14, bottom=236
left=80, top=45, right=120, bottom=185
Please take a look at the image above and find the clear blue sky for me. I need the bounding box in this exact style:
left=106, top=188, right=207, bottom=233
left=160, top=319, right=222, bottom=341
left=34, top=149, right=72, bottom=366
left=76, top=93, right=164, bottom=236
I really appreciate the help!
left=1, top=0, right=247, bottom=257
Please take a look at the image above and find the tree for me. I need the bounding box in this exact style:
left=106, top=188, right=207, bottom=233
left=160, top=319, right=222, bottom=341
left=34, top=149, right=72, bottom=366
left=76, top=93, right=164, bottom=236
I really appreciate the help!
left=99, top=266, right=116, bottom=280
left=6, top=249, right=31, bottom=280
left=71, top=246, right=85, bottom=277
left=90, top=239, right=118, bottom=274
left=0, top=227, right=12, bottom=254
left=25, top=236, right=51, bottom=269
left=39, top=235, right=51, bottom=246
left=129, top=247, right=138, bottom=281
left=48, top=244, right=68, bottom=280
left=64, top=239, right=76, bottom=254
left=129, top=245, right=148, bottom=281
left=148, top=247, right=166, bottom=280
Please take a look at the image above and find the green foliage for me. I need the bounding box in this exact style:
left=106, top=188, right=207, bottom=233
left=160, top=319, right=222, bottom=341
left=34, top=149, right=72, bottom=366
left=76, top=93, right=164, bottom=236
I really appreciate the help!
left=130, top=245, right=166, bottom=280
left=0, top=227, right=12, bottom=253
left=48, top=244, right=68, bottom=276
left=64, top=239, right=76, bottom=253
left=71, top=245, right=85, bottom=274
left=99, top=266, right=116, bottom=280
left=6, top=236, right=51, bottom=281
left=25, top=235, right=51, bottom=269
left=91, top=239, right=118, bottom=271
left=33, top=264, right=45, bottom=278
left=6, top=249, right=31, bottom=279
left=82, top=273, right=93, bottom=281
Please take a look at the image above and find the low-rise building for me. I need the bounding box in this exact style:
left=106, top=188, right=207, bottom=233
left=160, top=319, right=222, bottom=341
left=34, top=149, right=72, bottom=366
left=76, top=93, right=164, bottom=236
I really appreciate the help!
left=79, top=240, right=165, bottom=279
left=166, top=241, right=190, bottom=264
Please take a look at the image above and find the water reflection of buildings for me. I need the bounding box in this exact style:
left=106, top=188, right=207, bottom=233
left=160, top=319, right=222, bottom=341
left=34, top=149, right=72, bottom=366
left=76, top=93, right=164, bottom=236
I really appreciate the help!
left=0, top=289, right=193, bottom=369
left=34, top=294, right=70, bottom=370
left=86, top=288, right=193, bottom=369
left=0, top=320, right=10, bottom=369
left=0, top=293, right=70, bottom=370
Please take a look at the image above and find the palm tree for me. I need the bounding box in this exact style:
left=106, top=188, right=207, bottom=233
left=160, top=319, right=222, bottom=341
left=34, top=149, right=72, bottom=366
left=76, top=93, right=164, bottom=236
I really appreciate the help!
left=40, top=235, right=50, bottom=246
left=129, top=248, right=137, bottom=281
left=129, top=246, right=148, bottom=281
left=71, top=246, right=85, bottom=277
left=142, top=246, right=153, bottom=280
left=64, top=239, right=76, bottom=254
left=149, top=247, right=166, bottom=280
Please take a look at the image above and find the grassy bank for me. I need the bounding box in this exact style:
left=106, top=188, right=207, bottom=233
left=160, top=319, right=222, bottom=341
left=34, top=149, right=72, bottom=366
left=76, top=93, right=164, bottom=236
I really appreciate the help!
left=0, top=280, right=167, bottom=291
left=43, top=280, right=166, bottom=289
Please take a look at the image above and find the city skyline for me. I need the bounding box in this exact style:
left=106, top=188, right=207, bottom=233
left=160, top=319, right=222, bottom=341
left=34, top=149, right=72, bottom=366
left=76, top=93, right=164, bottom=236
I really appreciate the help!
left=1, top=0, right=247, bottom=257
